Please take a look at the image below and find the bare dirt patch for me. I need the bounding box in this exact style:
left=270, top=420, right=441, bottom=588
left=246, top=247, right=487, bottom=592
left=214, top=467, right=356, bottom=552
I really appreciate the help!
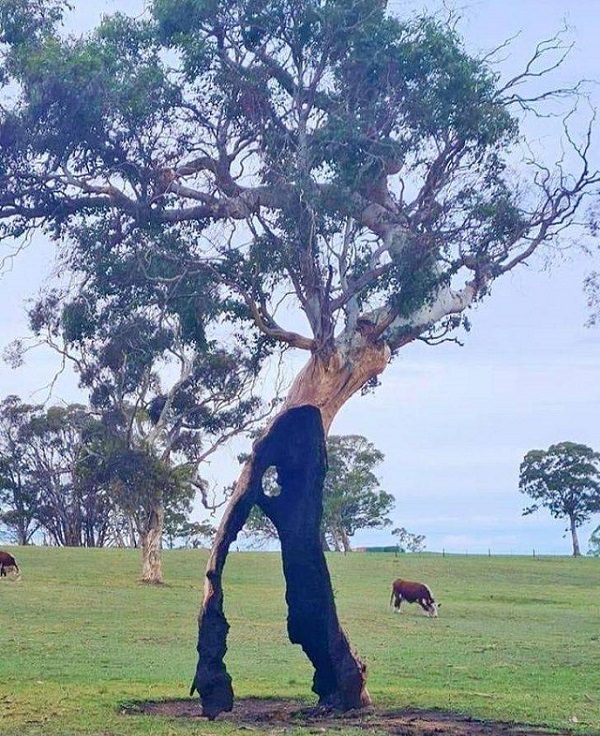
left=122, top=697, right=568, bottom=735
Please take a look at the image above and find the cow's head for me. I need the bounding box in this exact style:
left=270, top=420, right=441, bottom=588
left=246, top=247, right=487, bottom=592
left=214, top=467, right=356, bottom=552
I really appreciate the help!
left=3, top=564, right=20, bottom=580
left=426, top=600, right=439, bottom=617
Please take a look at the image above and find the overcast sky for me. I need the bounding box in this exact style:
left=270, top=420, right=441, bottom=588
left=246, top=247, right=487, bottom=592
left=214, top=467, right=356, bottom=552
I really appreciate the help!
left=0, top=1, right=598, bottom=555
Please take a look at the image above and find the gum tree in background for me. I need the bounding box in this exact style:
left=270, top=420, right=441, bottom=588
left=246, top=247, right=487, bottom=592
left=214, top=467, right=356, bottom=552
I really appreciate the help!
left=323, top=435, right=393, bottom=552
left=519, top=442, right=600, bottom=557
left=585, top=199, right=600, bottom=326
left=0, top=395, right=196, bottom=552
left=21, top=226, right=269, bottom=583
left=588, top=525, right=600, bottom=556
left=392, top=526, right=426, bottom=553
left=0, top=396, right=42, bottom=544
left=76, top=416, right=198, bottom=569
left=584, top=272, right=600, bottom=326
left=0, top=0, right=598, bottom=716
left=0, top=399, right=112, bottom=546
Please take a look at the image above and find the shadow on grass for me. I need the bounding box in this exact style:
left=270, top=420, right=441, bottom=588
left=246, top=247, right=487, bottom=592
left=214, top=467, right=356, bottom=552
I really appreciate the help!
left=120, top=696, right=569, bottom=735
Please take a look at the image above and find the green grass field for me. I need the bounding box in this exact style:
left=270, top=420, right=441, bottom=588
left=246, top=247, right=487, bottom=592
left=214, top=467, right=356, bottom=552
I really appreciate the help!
left=1, top=546, right=599, bottom=735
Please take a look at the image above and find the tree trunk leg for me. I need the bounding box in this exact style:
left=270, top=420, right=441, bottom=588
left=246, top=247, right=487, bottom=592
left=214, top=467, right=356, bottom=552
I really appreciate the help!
left=191, top=460, right=261, bottom=719
left=276, top=536, right=370, bottom=708
left=191, top=405, right=371, bottom=719
left=259, top=407, right=371, bottom=709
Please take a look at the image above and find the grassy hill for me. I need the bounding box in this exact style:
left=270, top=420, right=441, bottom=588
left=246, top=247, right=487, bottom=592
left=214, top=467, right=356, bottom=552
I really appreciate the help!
left=0, top=546, right=598, bottom=735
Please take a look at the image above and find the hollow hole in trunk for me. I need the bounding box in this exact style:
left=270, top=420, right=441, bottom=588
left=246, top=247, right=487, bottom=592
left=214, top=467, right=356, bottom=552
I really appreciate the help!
left=261, top=465, right=282, bottom=497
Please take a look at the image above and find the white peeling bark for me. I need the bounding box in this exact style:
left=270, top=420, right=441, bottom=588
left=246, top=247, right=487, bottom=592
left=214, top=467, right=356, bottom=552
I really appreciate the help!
left=141, top=503, right=164, bottom=584
left=569, top=515, right=581, bottom=557
left=384, top=280, right=478, bottom=350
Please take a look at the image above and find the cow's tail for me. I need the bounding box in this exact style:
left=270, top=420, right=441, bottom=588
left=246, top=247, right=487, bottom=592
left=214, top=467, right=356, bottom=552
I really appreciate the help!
left=389, top=587, right=394, bottom=607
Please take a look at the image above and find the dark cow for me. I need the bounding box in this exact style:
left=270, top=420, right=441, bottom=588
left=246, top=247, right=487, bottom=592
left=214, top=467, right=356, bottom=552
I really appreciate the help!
left=390, top=578, right=439, bottom=617
left=0, top=550, right=20, bottom=578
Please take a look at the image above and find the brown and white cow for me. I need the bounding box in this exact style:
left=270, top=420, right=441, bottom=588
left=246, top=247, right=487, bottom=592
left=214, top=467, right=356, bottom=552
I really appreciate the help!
left=0, top=550, right=20, bottom=578
left=390, top=578, right=439, bottom=617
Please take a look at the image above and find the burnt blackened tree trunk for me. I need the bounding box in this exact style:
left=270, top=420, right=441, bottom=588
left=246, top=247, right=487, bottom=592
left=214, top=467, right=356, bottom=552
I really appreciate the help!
left=191, top=406, right=370, bottom=719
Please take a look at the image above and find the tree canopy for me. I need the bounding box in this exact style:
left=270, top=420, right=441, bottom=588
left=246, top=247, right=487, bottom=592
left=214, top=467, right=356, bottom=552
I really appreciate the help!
left=584, top=271, right=600, bottom=327
left=20, top=215, right=271, bottom=581
left=0, top=396, right=42, bottom=544
left=321, top=435, right=393, bottom=551
left=519, top=441, right=600, bottom=557
left=1, top=2, right=596, bottom=433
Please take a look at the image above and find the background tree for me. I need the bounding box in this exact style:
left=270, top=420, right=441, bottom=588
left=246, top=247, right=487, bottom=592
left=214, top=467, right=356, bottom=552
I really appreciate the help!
left=79, top=428, right=195, bottom=573
left=1, top=0, right=598, bottom=714
left=583, top=271, right=600, bottom=327
left=163, top=502, right=195, bottom=549
left=0, top=396, right=42, bottom=544
left=321, top=435, right=393, bottom=552
left=519, top=442, right=600, bottom=557
left=0, top=394, right=201, bottom=556
left=0, top=401, right=114, bottom=547
left=392, top=526, right=426, bottom=553
left=245, top=434, right=394, bottom=552
left=20, top=225, right=272, bottom=581
left=171, top=518, right=217, bottom=549
left=585, top=198, right=600, bottom=326
left=588, top=525, right=600, bottom=556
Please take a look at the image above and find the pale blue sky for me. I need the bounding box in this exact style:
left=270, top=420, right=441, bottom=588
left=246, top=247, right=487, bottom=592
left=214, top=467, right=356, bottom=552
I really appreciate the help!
left=0, top=1, right=598, bottom=555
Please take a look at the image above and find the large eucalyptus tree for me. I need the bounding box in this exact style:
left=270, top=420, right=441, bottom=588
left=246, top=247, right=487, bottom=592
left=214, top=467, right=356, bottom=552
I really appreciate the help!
left=0, top=0, right=597, bottom=716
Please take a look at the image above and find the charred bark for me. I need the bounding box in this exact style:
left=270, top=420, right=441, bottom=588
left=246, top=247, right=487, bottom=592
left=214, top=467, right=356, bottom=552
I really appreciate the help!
left=191, top=405, right=371, bottom=719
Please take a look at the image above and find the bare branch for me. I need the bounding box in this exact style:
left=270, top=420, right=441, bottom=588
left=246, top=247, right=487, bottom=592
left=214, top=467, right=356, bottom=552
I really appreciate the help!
left=498, top=29, right=574, bottom=94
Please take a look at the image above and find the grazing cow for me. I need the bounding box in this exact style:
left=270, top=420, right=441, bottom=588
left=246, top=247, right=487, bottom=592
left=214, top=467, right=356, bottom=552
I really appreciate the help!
left=390, top=578, right=439, bottom=617
left=0, top=550, right=20, bottom=578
